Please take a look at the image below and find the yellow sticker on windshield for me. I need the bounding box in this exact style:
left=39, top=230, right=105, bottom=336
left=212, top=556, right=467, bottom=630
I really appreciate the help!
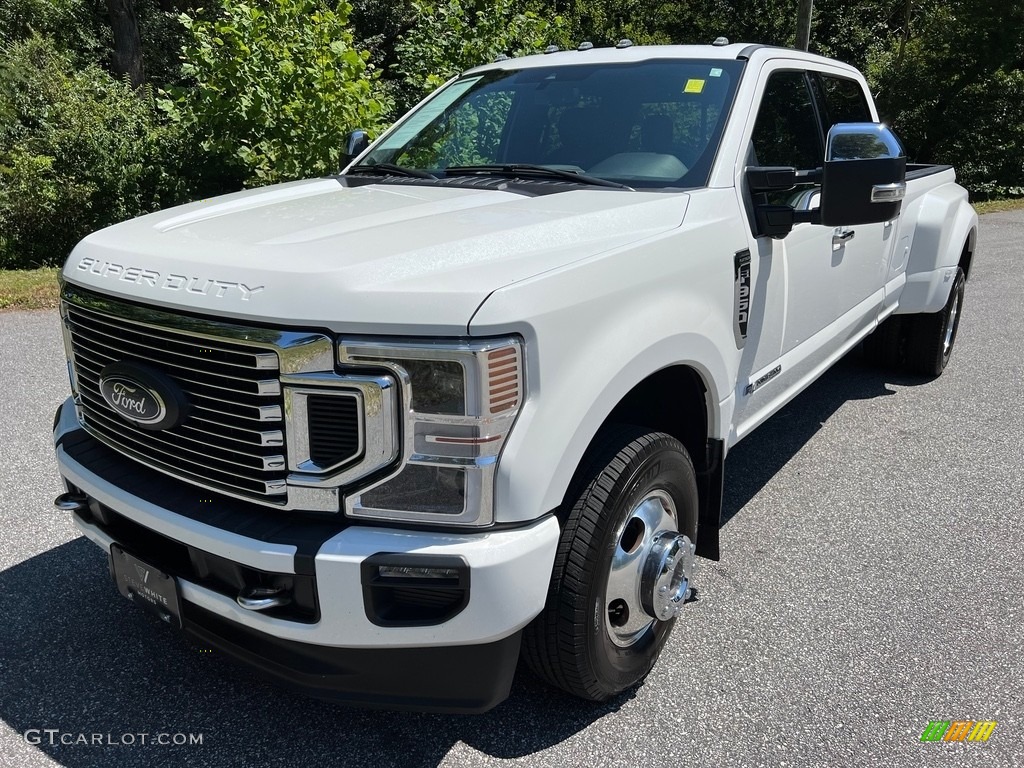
left=684, top=79, right=706, bottom=94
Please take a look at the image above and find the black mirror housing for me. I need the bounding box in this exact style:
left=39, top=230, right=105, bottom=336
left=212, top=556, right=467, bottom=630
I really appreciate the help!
left=339, top=129, right=371, bottom=171
left=820, top=123, right=907, bottom=227
left=746, top=166, right=797, bottom=193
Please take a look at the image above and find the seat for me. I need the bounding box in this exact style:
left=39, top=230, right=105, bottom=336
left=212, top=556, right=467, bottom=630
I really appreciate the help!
left=544, top=107, right=605, bottom=169
left=641, top=114, right=674, bottom=155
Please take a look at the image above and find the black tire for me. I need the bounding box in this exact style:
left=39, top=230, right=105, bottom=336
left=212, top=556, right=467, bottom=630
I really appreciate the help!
left=862, top=315, right=904, bottom=369
left=905, top=266, right=966, bottom=377
left=522, top=426, right=698, bottom=701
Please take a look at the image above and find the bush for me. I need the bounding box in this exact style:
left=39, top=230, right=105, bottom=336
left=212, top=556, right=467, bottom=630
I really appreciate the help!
left=0, top=0, right=107, bottom=63
left=395, top=0, right=565, bottom=109
left=162, top=0, right=391, bottom=186
left=866, top=0, right=1024, bottom=200
left=0, top=36, right=179, bottom=268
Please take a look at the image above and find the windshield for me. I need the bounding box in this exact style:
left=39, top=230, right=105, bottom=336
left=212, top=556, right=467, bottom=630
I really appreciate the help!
left=359, top=58, right=744, bottom=189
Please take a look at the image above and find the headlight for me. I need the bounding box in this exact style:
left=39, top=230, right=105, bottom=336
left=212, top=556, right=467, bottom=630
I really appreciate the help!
left=338, top=337, right=524, bottom=526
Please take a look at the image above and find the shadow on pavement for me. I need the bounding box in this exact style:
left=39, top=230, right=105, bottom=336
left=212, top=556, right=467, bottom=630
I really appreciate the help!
left=0, top=539, right=617, bottom=768
left=721, top=350, right=931, bottom=525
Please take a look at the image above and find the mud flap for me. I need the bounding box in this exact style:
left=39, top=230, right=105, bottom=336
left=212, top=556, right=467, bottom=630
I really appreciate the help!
left=695, top=438, right=724, bottom=560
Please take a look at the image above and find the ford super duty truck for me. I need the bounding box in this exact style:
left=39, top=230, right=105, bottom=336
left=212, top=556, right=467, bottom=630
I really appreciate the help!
left=52, top=42, right=977, bottom=712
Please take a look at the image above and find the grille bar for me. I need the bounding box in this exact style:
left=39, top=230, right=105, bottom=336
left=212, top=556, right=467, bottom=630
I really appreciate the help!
left=67, top=304, right=278, bottom=371
left=76, top=391, right=281, bottom=467
left=72, top=343, right=280, bottom=399
left=81, top=403, right=282, bottom=476
left=65, top=300, right=289, bottom=502
left=81, top=406, right=286, bottom=496
left=70, top=352, right=280, bottom=417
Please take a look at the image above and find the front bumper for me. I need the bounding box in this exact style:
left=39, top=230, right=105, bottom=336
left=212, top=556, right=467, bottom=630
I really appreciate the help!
left=53, top=399, right=559, bottom=711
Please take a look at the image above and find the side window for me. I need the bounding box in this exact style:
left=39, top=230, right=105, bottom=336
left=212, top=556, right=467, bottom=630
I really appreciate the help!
left=750, top=71, right=822, bottom=170
left=818, top=75, right=872, bottom=128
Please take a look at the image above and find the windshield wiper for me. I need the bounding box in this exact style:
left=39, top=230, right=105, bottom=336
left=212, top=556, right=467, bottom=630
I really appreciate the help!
left=347, top=162, right=437, bottom=179
left=444, top=164, right=632, bottom=190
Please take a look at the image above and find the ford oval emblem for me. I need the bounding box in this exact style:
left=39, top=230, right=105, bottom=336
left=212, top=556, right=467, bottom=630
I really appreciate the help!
left=98, top=361, right=189, bottom=431
left=100, top=376, right=165, bottom=423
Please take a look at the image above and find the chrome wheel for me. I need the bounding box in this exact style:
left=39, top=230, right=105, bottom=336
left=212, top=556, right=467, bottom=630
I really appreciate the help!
left=605, top=489, right=694, bottom=647
left=943, top=285, right=961, bottom=357
left=522, top=427, right=699, bottom=701
left=906, top=265, right=967, bottom=377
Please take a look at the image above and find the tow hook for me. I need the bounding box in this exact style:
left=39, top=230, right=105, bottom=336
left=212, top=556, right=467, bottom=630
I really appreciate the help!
left=237, top=586, right=292, bottom=611
left=54, top=492, right=89, bottom=512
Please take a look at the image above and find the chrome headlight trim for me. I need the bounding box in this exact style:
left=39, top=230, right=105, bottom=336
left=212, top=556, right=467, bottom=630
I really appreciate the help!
left=282, top=373, right=399, bottom=488
left=337, top=336, right=524, bottom=527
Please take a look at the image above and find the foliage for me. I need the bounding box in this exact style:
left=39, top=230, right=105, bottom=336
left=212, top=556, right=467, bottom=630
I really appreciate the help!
left=2, top=0, right=1024, bottom=273
left=394, top=0, right=566, bottom=108
left=135, top=0, right=194, bottom=87
left=555, top=0, right=674, bottom=46
left=161, top=0, right=391, bottom=185
left=867, top=0, right=1024, bottom=199
left=0, top=0, right=109, bottom=63
left=0, top=36, right=181, bottom=269
left=348, top=0, right=416, bottom=118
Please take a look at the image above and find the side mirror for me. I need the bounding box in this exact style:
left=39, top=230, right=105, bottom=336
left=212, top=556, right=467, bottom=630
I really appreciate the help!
left=339, top=129, right=370, bottom=171
left=745, top=166, right=823, bottom=238
left=820, top=123, right=906, bottom=227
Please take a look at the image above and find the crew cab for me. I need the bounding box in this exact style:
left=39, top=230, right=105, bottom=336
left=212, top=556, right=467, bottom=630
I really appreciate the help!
left=52, top=42, right=977, bottom=712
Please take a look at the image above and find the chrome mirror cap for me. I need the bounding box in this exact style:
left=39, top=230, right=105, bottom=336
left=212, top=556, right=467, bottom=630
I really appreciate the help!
left=826, top=122, right=905, bottom=162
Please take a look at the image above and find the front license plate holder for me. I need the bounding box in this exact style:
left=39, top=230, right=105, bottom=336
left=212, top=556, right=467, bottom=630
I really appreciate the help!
left=110, top=545, right=182, bottom=629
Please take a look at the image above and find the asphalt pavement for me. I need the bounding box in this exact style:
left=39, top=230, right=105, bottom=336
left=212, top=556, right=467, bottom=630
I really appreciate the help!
left=1, top=210, right=1021, bottom=768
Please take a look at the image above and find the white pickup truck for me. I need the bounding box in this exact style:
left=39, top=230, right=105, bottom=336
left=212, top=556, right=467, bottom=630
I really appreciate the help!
left=52, top=42, right=977, bottom=712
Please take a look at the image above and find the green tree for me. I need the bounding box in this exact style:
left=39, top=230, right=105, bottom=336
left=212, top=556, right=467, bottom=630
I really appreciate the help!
left=162, top=0, right=391, bottom=185
left=394, top=0, right=566, bottom=108
left=0, top=36, right=180, bottom=268
left=867, top=0, right=1024, bottom=198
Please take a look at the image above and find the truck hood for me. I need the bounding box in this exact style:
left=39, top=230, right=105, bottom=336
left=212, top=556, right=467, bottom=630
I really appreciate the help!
left=65, top=178, right=688, bottom=334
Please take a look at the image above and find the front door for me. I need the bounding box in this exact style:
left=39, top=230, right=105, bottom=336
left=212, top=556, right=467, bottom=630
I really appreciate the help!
left=731, top=65, right=892, bottom=440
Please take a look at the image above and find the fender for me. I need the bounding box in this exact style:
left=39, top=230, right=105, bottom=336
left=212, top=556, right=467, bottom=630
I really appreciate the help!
left=469, top=219, right=742, bottom=526
left=896, top=181, right=978, bottom=314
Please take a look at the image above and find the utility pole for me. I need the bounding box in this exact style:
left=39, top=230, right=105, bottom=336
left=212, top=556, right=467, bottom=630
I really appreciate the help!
left=796, top=0, right=814, bottom=51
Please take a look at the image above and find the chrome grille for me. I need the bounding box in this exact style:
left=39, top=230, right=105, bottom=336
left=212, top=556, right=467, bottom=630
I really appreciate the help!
left=63, top=297, right=289, bottom=502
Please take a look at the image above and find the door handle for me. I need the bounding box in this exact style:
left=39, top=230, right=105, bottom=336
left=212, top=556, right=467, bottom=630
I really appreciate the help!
left=833, top=228, right=855, bottom=248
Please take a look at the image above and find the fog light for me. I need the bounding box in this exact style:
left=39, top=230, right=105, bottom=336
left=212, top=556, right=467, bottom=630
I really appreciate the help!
left=362, top=554, right=469, bottom=626
left=377, top=565, right=461, bottom=580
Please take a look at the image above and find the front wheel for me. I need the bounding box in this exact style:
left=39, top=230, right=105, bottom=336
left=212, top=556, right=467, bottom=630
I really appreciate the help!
left=522, top=426, right=698, bottom=701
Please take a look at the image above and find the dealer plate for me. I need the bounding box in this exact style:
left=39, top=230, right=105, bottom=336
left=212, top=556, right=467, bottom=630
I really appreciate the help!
left=110, top=545, right=182, bottom=629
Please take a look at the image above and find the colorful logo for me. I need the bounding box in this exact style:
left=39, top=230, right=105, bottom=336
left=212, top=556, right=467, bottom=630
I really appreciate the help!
left=920, top=720, right=997, bottom=742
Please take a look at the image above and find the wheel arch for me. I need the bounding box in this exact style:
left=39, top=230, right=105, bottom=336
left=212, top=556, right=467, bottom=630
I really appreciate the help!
left=556, top=364, right=725, bottom=560
left=959, top=224, right=978, bottom=280
left=897, top=186, right=979, bottom=314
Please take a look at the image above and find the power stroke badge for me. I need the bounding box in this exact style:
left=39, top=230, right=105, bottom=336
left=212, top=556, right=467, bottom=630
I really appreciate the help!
left=733, top=249, right=751, bottom=348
